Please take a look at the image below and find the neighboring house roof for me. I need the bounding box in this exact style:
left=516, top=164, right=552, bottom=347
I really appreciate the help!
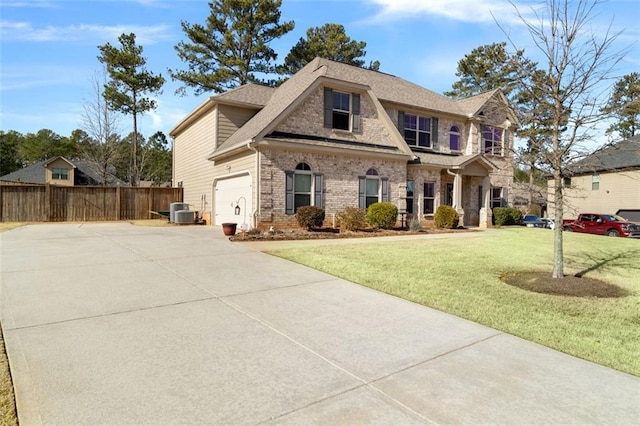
left=209, top=57, right=511, bottom=160
left=0, top=157, right=125, bottom=186
left=568, top=136, right=640, bottom=175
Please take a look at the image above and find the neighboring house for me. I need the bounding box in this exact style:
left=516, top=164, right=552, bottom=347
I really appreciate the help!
left=547, top=136, right=640, bottom=219
left=170, top=57, right=518, bottom=229
left=512, top=182, right=547, bottom=214
left=0, top=156, right=126, bottom=186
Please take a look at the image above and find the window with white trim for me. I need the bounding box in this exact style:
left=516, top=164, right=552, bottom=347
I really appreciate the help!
left=52, top=167, right=69, bottom=180
left=491, top=187, right=504, bottom=209
left=482, top=125, right=502, bottom=155
left=423, top=182, right=435, bottom=214
left=592, top=174, right=600, bottom=190
left=285, top=163, right=324, bottom=214
left=358, top=168, right=389, bottom=208
left=323, top=88, right=361, bottom=132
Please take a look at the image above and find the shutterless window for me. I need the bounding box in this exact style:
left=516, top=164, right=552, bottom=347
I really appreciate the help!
left=450, top=126, right=460, bottom=151
left=52, top=167, right=68, bottom=180
left=406, top=181, right=414, bottom=214
left=423, top=182, right=435, bottom=214
left=332, top=91, right=351, bottom=130
left=592, top=174, right=600, bottom=190
left=483, top=126, right=502, bottom=155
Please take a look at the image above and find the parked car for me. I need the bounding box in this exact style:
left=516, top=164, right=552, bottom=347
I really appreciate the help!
left=521, top=214, right=547, bottom=228
left=541, top=217, right=555, bottom=230
left=562, top=213, right=640, bottom=238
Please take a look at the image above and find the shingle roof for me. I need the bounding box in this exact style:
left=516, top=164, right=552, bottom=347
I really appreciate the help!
left=215, top=83, right=275, bottom=107
left=209, top=57, right=509, bottom=159
left=0, top=157, right=125, bottom=186
left=568, top=136, right=640, bottom=174
left=411, top=152, right=498, bottom=170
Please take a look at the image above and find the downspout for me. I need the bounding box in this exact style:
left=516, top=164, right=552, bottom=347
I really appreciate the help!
left=247, top=141, right=259, bottom=228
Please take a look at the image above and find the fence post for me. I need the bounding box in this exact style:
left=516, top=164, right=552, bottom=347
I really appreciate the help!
left=148, top=187, right=153, bottom=219
left=0, top=185, right=3, bottom=222
left=45, top=184, right=51, bottom=222
left=116, top=186, right=121, bottom=220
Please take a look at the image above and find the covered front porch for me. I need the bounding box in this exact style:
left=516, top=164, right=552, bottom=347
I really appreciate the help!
left=407, top=153, right=498, bottom=228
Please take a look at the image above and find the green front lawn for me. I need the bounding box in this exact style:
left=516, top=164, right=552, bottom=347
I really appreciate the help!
left=269, top=228, right=640, bottom=376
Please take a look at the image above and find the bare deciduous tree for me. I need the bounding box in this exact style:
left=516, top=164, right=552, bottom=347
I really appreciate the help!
left=507, top=0, right=627, bottom=278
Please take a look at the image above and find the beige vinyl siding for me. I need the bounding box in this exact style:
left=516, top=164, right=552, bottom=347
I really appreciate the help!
left=548, top=170, right=640, bottom=219
left=173, top=106, right=217, bottom=214
left=217, top=105, right=260, bottom=148
left=46, top=158, right=75, bottom=186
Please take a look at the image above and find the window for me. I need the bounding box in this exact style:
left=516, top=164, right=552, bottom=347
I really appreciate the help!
left=450, top=126, right=460, bottom=151
left=563, top=177, right=572, bottom=187
left=52, top=167, right=69, bottom=180
left=423, top=182, right=435, bottom=214
left=358, top=168, right=388, bottom=208
left=406, top=181, right=414, bottom=214
left=491, top=187, right=504, bottom=209
left=285, top=163, right=323, bottom=214
left=323, top=88, right=360, bottom=131
left=592, top=174, right=600, bottom=190
left=400, top=113, right=435, bottom=148
left=482, top=125, right=502, bottom=155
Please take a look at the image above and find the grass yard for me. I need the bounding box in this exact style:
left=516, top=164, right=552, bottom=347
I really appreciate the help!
left=269, top=228, right=640, bottom=376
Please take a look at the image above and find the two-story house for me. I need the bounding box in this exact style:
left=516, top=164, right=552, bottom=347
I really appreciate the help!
left=170, top=57, right=517, bottom=229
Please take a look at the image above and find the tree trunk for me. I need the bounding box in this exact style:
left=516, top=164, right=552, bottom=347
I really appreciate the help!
left=132, top=93, right=138, bottom=187
left=552, top=172, right=564, bottom=278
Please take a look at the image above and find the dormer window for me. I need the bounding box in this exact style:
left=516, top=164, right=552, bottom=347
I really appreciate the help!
left=323, top=87, right=361, bottom=132
left=52, top=167, right=69, bottom=180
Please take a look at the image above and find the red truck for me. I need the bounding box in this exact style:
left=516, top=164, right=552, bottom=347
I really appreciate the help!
left=562, top=213, right=640, bottom=238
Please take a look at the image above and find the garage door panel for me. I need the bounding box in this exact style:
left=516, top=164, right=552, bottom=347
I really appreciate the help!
left=215, top=175, right=252, bottom=226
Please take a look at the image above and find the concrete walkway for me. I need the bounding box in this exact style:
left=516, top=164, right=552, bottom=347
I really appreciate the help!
left=1, top=223, right=638, bottom=425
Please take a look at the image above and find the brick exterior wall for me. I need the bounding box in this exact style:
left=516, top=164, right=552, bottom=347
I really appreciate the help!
left=257, top=147, right=407, bottom=228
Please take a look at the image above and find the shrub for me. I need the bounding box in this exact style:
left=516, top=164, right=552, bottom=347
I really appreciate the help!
left=434, top=205, right=459, bottom=229
left=366, top=202, right=398, bottom=229
left=295, top=206, right=325, bottom=230
left=336, top=207, right=367, bottom=231
left=493, top=207, right=522, bottom=226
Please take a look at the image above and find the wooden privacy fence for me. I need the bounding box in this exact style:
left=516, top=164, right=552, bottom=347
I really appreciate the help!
left=0, top=184, right=183, bottom=222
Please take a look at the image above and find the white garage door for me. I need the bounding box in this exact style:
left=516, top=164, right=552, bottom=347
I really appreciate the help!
left=214, top=174, right=252, bottom=226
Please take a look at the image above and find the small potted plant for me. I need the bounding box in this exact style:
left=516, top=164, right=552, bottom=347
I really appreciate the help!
left=221, top=223, right=237, bottom=236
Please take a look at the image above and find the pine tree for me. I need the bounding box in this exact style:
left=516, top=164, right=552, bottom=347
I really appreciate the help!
left=602, top=72, right=640, bottom=138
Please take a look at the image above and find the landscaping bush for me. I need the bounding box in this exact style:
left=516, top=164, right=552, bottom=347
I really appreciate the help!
left=295, top=206, right=325, bottom=230
left=434, top=205, right=459, bottom=229
left=409, top=216, right=422, bottom=232
left=336, top=207, right=367, bottom=231
left=493, top=207, right=522, bottom=226
left=366, top=202, right=398, bottom=229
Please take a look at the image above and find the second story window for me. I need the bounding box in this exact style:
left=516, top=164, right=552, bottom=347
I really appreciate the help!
left=450, top=126, right=460, bottom=151
left=52, top=167, right=69, bottom=180
left=324, top=87, right=361, bottom=132
left=482, top=125, right=503, bottom=155
left=398, top=111, right=438, bottom=149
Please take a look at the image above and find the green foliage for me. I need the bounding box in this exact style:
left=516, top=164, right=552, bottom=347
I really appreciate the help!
left=336, top=207, right=367, bottom=231
left=295, top=206, right=325, bottom=230
left=434, top=205, right=459, bottom=229
left=493, top=207, right=522, bottom=226
left=278, top=23, right=380, bottom=76
left=98, top=33, right=165, bottom=186
left=0, top=130, right=24, bottom=175
left=602, top=72, right=640, bottom=138
left=19, top=129, right=77, bottom=164
left=170, top=0, right=294, bottom=95
left=366, top=202, right=398, bottom=229
left=444, top=42, right=537, bottom=103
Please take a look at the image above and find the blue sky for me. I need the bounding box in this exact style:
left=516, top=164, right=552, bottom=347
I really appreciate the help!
left=1, top=0, right=638, bottom=141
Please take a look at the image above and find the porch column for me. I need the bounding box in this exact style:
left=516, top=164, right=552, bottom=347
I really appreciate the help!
left=479, top=176, right=492, bottom=228
left=452, top=171, right=464, bottom=224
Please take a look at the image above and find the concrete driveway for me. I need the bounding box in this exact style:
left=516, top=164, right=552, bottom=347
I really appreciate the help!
left=1, top=223, right=638, bottom=425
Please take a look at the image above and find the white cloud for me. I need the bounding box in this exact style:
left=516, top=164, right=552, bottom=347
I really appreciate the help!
left=0, top=21, right=172, bottom=44
left=365, top=0, right=535, bottom=24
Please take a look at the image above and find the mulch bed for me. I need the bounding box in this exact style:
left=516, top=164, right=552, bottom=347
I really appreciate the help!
left=501, top=271, right=631, bottom=298
left=229, top=226, right=475, bottom=241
